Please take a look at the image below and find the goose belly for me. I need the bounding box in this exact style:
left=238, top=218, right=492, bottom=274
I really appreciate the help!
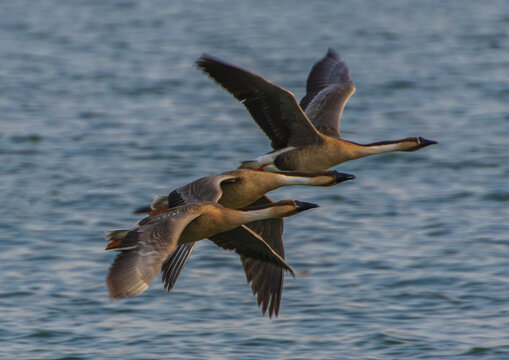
left=217, top=188, right=263, bottom=209
left=178, top=212, right=235, bottom=244
left=218, top=179, right=274, bottom=209
left=276, top=146, right=341, bottom=172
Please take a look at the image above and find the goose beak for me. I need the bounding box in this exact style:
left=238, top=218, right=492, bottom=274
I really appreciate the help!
left=333, top=171, right=356, bottom=183
left=294, top=201, right=320, bottom=212
left=418, top=137, right=438, bottom=148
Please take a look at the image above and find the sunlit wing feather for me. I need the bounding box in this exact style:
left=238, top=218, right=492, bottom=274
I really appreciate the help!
left=106, top=212, right=199, bottom=299
left=300, top=48, right=355, bottom=138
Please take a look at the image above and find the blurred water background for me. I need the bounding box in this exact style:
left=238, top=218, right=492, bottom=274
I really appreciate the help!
left=1, top=0, right=509, bottom=359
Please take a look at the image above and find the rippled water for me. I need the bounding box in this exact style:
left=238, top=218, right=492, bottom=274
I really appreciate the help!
left=1, top=0, right=509, bottom=359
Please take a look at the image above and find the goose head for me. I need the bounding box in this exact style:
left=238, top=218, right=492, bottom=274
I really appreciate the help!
left=313, top=170, right=356, bottom=187
left=398, top=137, right=438, bottom=152
left=293, top=200, right=320, bottom=213
left=417, top=137, right=438, bottom=148
left=243, top=200, right=319, bottom=218
left=331, top=171, right=356, bottom=185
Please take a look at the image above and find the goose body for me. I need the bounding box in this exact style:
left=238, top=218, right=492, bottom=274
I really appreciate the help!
left=106, top=200, right=318, bottom=300
left=196, top=49, right=437, bottom=172
left=243, top=136, right=435, bottom=172
left=132, top=168, right=354, bottom=316
left=137, top=168, right=352, bottom=212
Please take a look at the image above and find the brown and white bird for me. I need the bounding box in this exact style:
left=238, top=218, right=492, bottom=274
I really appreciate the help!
left=106, top=199, right=319, bottom=303
left=131, top=168, right=354, bottom=317
left=196, top=48, right=437, bottom=172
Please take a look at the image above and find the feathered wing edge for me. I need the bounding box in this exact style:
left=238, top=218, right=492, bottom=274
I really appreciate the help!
left=159, top=195, right=291, bottom=318
left=106, top=212, right=199, bottom=299
left=300, top=48, right=356, bottom=138
left=196, top=54, right=323, bottom=150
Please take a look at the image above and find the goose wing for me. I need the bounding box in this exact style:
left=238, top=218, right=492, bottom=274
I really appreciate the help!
left=210, top=195, right=287, bottom=317
left=170, top=173, right=239, bottom=205
left=106, top=211, right=199, bottom=299
left=160, top=242, right=196, bottom=292
left=159, top=173, right=241, bottom=291
left=161, top=194, right=289, bottom=309
left=161, top=215, right=285, bottom=297
left=208, top=225, right=294, bottom=275
left=134, top=173, right=240, bottom=214
left=299, top=48, right=355, bottom=138
left=240, top=195, right=286, bottom=318
left=240, top=217, right=286, bottom=316
left=196, top=54, right=323, bottom=149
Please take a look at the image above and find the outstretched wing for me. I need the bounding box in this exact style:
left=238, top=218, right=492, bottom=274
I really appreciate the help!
left=210, top=195, right=288, bottom=317
left=240, top=220, right=286, bottom=316
left=161, top=194, right=290, bottom=317
left=300, top=48, right=355, bottom=138
left=134, top=173, right=240, bottom=214
left=197, top=54, right=323, bottom=149
left=240, top=195, right=286, bottom=317
left=208, top=225, right=294, bottom=275
left=106, top=212, right=199, bottom=299
left=159, top=174, right=241, bottom=291
left=171, top=173, right=239, bottom=205
left=160, top=242, right=196, bottom=292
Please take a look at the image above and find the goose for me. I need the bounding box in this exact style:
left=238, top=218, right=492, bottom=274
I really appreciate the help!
left=106, top=199, right=319, bottom=302
left=196, top=49, right=437, bottom=172
left=135, top=169, right=353, bottom=213
left=133, top=168, right=354, bottom=317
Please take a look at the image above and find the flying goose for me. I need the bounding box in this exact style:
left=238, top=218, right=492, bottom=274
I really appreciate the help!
left=135, top=169, right=353, bottom=213
left=196, top=49, right=437, bottom=172
left=133, top=168, right=354, bottom=317
left=106, top=199, right=318, bottom=302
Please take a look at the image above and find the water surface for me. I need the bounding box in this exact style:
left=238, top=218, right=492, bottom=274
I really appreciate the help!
left=1, top=1, right=509, bottom=359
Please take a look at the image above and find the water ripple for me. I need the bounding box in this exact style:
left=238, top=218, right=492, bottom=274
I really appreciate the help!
left=2, top=0, right=509, bottom=359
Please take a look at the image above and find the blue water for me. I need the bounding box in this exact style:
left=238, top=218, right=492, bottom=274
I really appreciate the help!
left=1, top=0, right=509, bottom=358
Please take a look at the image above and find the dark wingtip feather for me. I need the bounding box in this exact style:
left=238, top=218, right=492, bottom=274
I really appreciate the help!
left=195, top=53, right=211, bottom=68
left=161, top=243, right=196, bottom=292
left=195, top=53, right=296, bottom=150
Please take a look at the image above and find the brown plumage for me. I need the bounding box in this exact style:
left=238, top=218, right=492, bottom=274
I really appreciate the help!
left=132, top=168, right=354, bottom=317
left=106, top=200, right=319, bottom=301
left=196, top=48, right=437, bottom=172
